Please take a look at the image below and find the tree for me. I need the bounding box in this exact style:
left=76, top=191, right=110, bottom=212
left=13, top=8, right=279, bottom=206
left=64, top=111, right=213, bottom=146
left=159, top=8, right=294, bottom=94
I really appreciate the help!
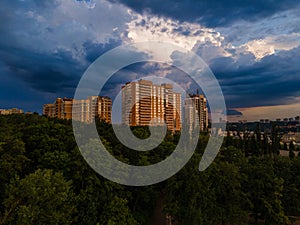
left=271, top=124, right=281, bottom=156
left=99, top=196, right=139, bottom=225
left=0, top=169, right=77, bottom=225
left=289, top=141, right=295, bottom=151
left=211, top=161, right=248, bottom=225
left=289, top=148, right=295, bottom=159
left=0, top=137, right=29, bottom=212
left=245, top=158, right=289, bottom=225
left=289, top=142, right=296, bottom=159
left=264, top=178, right=289, bottom=225
left=163, top=152, right=214, bottom=225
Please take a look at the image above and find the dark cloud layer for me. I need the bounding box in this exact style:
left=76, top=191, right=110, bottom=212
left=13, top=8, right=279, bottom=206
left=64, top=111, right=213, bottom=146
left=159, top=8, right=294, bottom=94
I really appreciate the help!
left=0, top=0, right=128, bottom=112
left=210, top=46, right=300, bottom=108
left=0, top=38, right=123, bottom=100
left=84, top=39, right=122, bottom=63
left=109, top=0, right=300, bottom=27
left=0, top=45, right=82, bottom=96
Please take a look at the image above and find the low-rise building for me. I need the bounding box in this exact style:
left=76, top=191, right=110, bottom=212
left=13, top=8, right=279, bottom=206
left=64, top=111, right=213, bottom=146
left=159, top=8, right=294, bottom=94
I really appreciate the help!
left=0, top=108, right=24, bottom=115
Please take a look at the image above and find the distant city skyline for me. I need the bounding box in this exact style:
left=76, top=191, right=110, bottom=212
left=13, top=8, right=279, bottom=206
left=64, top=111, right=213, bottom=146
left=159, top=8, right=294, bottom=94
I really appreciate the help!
left=41, top=80, right=210, bottom=133
left=2, top=103, right=300, bottom=125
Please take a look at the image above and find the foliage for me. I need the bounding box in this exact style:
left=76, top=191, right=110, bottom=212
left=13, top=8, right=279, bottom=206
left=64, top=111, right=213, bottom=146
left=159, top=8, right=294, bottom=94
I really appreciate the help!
left=0, top=114, right=299, bottom=224
left=0, top=169, right=76, bottom=225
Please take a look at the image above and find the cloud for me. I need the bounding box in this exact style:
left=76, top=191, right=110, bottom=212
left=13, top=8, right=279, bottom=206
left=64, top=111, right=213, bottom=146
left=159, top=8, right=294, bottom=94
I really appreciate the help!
left=126, top=14, right=225, bottom=51
left=0, top=0, right=131, bottom=59
left=0, top=0, right=131, bottom=107
left=217, top=8, right=300, bottom=45
left=210, top=45, right=300, bottom=108
left=243, top=33, right=300, bottom=59
left=83, top=39, right=122, bottom=63
left=225, top=109, right=243, bottom=116
left=109, top=0, right=300, bottom=27
left=75, top=0, right=96, bottom=9
left=0, top=46, right=82, bottom=95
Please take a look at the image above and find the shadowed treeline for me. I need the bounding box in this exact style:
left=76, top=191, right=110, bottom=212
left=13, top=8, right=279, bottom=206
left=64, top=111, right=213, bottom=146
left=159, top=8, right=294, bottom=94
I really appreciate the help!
left=0, top=114, right=299, bottom=225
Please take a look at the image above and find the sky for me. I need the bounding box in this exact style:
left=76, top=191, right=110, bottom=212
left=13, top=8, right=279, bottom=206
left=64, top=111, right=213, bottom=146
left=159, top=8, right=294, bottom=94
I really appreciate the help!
left=0, top=0, right=300, bottom=121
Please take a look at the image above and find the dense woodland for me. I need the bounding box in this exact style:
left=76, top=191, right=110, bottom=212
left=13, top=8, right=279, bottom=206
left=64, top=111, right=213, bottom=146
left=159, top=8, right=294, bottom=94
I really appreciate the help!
left=0, top=114, right=300, bottom=225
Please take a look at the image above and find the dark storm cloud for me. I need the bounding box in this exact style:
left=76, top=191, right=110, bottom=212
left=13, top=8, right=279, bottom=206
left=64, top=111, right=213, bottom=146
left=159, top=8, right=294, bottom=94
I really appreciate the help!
left=0, top=0, right=130, bottom=111
left=109, top=0, right=300, bottom=27
left=0, top=38, right=124, bottom=97
left=83, top=39, right=122, bottom=63
left=0, top=39, right=123, bottom=113
left=0, top=45, right=83, bottom=96
left=210, top=46, right=300, bottom=108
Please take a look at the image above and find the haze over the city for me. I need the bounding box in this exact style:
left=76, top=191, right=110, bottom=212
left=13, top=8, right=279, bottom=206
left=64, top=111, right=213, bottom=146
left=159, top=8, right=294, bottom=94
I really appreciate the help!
left=0, top=0, right=300, bottom=121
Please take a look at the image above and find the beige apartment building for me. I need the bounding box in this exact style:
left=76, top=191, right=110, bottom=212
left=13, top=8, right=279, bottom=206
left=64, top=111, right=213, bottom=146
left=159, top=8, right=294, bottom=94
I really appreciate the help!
left=122, top=80, right=182, bottom=132
left=43, top=104, right=56, bottom=117
left=43, top=96, right=112, bottom=123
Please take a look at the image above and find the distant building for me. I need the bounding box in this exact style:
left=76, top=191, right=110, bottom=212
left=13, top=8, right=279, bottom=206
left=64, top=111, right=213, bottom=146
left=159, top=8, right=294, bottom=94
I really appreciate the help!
left=122, top=80, right=181, bottom=132
left=162, top=83, right=182, bottom=132
left=259, top=119, right=270, bottom=124
left=184, top=97, right=197, bottom=134
left=0, top=108, right=24, bottom=115
left=282, top=132, right=296, bottom=143
left=185, top=94, right=208, bottom=132
left=43, top=96, right=112, bottom=123
left=90, top=96, right=112, bottom=123
left=61, top=98, right=73, bottom=120
left=72, top=99, right=90, bottom=123
left=43, top=104, right=55, bottom=117
left=73, top=96, right=111, bottom=123
left=43, top=97, right=73, bottom=120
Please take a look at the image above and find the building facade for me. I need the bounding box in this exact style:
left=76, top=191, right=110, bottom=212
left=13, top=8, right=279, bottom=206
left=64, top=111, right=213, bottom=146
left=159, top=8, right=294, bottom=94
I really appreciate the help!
left=184, top=97, right=198, bottom=134
left=43, top=104, right=55, bottom=117
left=184, top=94, right=208, bottom=132
left=122, top=80, right=181, bottom=132
left=0, top=108, right=24, bottom=115
left=43, top=96, right=112, bottom=123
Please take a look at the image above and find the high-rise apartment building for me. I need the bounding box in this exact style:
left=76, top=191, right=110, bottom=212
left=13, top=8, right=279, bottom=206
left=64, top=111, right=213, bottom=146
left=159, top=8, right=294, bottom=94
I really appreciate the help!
left=61, top=98, right=73, bottom=120
left=122, top=80, right=181, bottom=132
left=43, top=96, right=112, bottom=123
left=96, top=96, right=112, bottom=123
left=72, top=99, right=90, bottom=123
left=43, top=104, right=55, bottom=117
left=184, top=94, right=208, bottom=132
left=184, top=97, right=198, bottom=134
left=43, top=97, right=73, bottom=120
left=162, top=84, right=182, bottom=132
